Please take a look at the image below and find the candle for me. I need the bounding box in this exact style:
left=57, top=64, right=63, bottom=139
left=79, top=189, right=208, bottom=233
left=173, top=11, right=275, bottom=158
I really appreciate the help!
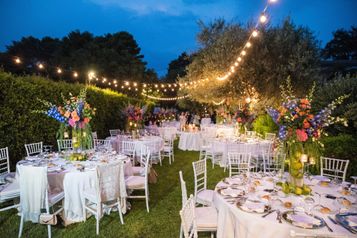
left=300, top=154, right=308, bottom=163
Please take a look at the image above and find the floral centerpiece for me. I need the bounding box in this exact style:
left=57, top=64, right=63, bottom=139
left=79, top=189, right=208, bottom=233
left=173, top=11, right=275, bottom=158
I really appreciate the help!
left=36, top=88, right=96, bottom=150
left=235, top=103, right=255, bottom=134
left=267, top=80, right=347, bottom=195
left=123, top=104, right=147, bottom=132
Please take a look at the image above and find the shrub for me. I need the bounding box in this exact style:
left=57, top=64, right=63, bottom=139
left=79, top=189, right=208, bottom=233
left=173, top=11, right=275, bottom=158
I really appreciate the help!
left=252, top=114, right=278, bottom=136
left=321, top=134, right=357, bottom=180
left=0, top=72, right=142, bottom=168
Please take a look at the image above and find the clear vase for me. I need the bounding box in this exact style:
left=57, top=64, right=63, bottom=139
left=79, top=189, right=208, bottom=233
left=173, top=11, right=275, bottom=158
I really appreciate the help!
left=72, top=128, right=83, bottom=151
left=287, top=142, right=304, bottom=188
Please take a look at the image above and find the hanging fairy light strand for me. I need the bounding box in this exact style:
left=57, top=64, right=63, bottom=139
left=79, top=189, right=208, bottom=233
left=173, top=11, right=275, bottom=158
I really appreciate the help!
left=216, top=0, right=278, bottom=81
left=141, top=92, right=190, bottom=101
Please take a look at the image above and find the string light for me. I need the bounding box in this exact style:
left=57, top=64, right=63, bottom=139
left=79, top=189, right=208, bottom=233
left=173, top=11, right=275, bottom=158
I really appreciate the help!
left=38, top=63, right=44, bottom=69
left=142, top=93, right=190, bottom=101
left=246, top=42, right=252, bottom=48
left=14, top=57, right=21, bottom=64
left=252, top=30, right=259, bottom=37
left=260, top=14, right=267, bottom=23
left=57, top=68, right=62, bottom=74
left=73, top=72, right=78, bottom=78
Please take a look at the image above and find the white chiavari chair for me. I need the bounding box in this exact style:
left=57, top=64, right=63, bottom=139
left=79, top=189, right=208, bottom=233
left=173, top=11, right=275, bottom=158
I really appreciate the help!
left=24, top=142, right=43, bottom=156
left=121, top=140, right=136, bottom=159
left=320, top=157, right=350, bottom=182
left=125, top=148, right=151, bottom=212
left=18, top=165, right=64, bottom=238
left=162, top=135, right=175, bottom=164
left=228, top=152, right=251, bottom=177
left=0, top=147, right=19, bottom=212
left=57, top=139, right=73, bottom=151
left=82, top=161, right=126, bottom=235
left=93, top=139, right=112, bottom=151
left=145, top=140, right=162, bottom=165
left=109, top=129, right=121, bottom=137
left=265, top=132, right=276, bottom=141
left=207, top=139, right=223, bottom=169
left=260, top=141, right=274, bottom=173
left=131, top=145, right=149, bottom=176
left=180, top=195, right=217, bottom=238
left=192, top=159, right=213, bottom=206
left=92, top=131, right=98, bottom=140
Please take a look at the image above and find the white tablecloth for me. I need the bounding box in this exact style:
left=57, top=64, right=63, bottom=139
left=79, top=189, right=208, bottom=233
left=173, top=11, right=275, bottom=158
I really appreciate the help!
left=214, top=175, right=356, bottom=238
left=17, top=153, right=133, bottom=223
left=201, top=125, right=235, bottom=138
left=201, top=118, right=212, bottom=125
left=178, top=132, right=202, bottom=151
left=162, top=120, right=180, bottom=129
left=158, top=127, right=177, bottom=139
left=132, top=136, right=164, bottom=155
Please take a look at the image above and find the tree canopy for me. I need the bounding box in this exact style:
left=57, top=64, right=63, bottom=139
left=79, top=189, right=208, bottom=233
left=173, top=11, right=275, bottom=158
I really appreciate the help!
left=0, top=30, right=158, bottom=85
left=178, top=18, right=321, bottom=110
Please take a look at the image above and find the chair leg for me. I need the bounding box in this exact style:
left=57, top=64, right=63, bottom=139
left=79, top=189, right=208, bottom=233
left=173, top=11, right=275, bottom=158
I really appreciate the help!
left=47, top=224, right=51, bottom=238
left=117, top=198, right=124, bottom=225
left=179, top=224, right=183, bottom=238
left=211, top=232, right=214, bottom=238
left=145, top=188, right=150, bottom=213
left=18, top=213, right=24, bottom=238
left=96, top=204, right=101, bottom=235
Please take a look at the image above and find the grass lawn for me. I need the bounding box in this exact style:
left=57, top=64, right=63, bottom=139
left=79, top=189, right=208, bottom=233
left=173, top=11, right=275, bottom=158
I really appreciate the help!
left=0, top=142, right=227, bottom=237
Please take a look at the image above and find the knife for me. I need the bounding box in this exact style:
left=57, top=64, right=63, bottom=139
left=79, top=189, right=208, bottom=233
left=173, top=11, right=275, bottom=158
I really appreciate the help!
left=329, top=216, right=357, bottom=234
left=262, top=209, right=276, bottom=218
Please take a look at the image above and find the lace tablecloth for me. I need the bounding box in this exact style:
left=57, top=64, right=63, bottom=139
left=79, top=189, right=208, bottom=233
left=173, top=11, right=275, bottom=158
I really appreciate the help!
left=178, top=132, right=202, bottom=151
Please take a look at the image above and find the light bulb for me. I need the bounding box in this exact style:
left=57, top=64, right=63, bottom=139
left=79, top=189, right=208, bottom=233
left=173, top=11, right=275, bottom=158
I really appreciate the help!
left=260, top=14, right=267, bottom=23
left=38, top=63, right=44, bottom=69
left=252, top=30, right=258, bottom=37
left=73, top=72, right=78, bottom=77
left=246, top=42, right=252, bottom=48
left=15, top=58, right=21, bottom=64
left=57, top=68, right=62, bottom=74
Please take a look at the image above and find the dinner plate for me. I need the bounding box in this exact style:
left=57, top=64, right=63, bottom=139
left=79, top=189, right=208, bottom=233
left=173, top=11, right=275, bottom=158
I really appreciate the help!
left=282, top=211, right=325, bottom=229
left=236, top=198, right=271, bottom=214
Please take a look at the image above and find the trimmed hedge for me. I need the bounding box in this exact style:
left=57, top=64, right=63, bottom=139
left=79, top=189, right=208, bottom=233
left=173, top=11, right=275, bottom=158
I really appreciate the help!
left=0, top=71, right=141, bottom=168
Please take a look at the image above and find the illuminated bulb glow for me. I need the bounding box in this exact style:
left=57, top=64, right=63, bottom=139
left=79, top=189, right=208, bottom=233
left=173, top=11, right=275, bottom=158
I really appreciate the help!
left=252, top=30, right=258, bottom=37
left=38, top=64, right=44, bottom=69
left=73, top=72, right=78, bottom=77
left=15, top=58, right=21, bottom=64
left=241, top=50, right=246, bottom=56
left=246, top=42, right=252, bottom=48
left=57, top=68, right=62, bottom=74
left=260, top=14, right=267, bottom=23
left=238, top=57, right=242, bottom=62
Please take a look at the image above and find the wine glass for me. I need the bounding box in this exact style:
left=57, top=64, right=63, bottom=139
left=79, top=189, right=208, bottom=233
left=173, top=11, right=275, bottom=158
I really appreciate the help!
left=304, top=196, right=315, bottom=215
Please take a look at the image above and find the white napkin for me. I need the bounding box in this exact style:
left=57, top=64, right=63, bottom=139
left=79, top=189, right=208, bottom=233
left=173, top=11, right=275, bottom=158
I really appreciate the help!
left=241, top=201, right=265, bottom=213
left=288, top=213, right=321, bottom=228
left=221, top=187, right=242, bottom=197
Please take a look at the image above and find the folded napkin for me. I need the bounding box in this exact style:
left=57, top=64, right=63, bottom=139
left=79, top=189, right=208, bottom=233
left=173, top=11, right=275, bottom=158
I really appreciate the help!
left=288, top=213, right=321, bottom=228
left=221, top=187, right=242, bottom=197
left=240, top=201, right=265, bottom=213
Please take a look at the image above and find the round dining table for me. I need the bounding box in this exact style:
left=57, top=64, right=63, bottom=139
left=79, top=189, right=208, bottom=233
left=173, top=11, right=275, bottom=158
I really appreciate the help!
left=214, top=173, right=357, bottom=238
left=178, top=131, right=202, bottom=151
left=17, top=151, right=133, bottom=224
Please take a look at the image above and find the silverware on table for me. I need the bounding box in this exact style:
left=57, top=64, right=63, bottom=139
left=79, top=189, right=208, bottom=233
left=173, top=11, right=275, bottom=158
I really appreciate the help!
left=321, top=217, right=333, bottom=232
left=276, top=210, right=282, bottom=223
left=262, top=209, right=276, bottom=218
left=329, top=216, right=357, bottom=234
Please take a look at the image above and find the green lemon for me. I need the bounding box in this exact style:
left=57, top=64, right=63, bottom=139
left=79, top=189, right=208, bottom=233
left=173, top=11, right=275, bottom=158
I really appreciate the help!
left=295, top=187, right=303, bottom=195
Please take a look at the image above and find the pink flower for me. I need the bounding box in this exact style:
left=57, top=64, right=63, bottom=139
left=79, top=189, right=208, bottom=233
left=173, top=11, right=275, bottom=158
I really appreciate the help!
left=68, top=118, right=75, bottom=127
left=296, top=129, right=308, bottom=142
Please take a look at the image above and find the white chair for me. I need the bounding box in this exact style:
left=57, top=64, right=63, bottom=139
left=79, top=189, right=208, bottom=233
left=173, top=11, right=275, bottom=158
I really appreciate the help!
left=24, top=142, right=43, bottom=156
left=228, top=152, right=251, bottom=177
left=162, top=136, right=174, bottom=164
left=125, top=148, right=150, bottom=212
left=320, top=157, right=350, bottom=182
left=180, top=195, right=217, bottom=238
left=18, top=165, right=64, bottom=238
left=267, top=151, right=286, bottom=172
left=206, top=139, right=223, bottom=168
left=57, top=139, right=73, bottom=151
left=146, top=140, right=162, bottom=165
left=199, top=136, right=212, bottom=161
left=265, top=132, right=276, bottom=141
left=131, top=145, right=149, bottom=176
left=121, top=141, right=136, bottom=159
left=82, top=161, right=126, bottom=235
left=259, top=142, right=273, bottom=173
left=109, top=129, right=121, bottom=137
left=192, top=159, right=214, bottom=206
left=0, top=147, right=20, bottom=212
left=93, top=139, right=112, bottom=151
left=245, top=130, right=256, bottom=138
left=92, top=131, right=98, bottom=140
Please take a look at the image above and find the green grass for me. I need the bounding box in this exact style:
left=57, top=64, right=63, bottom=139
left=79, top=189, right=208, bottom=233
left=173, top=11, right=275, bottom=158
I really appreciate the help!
left=0, top=143, right=227, bottom=237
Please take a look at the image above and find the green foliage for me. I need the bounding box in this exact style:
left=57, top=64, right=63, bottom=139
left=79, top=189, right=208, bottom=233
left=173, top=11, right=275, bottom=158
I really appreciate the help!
left=321, top=134, right=357, bottom=179
left=252, top=114, right=278, bottom=136
left=0, top=71, right=142, bottom=168
left=180, top=18, right=321, bottom=106
left=314, top=74, right=357, bottom=135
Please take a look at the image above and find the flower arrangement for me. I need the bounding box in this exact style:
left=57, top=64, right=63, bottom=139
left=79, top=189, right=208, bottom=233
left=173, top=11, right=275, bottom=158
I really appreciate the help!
left=123, top=104, right=147, bottom=130
left=154, top=108, right=177, bottom=122
left=235, top=103, right=255, bottom=132
left=267, top=79, right=348, bottom=195
left=36, top=88, right=95, bottom=149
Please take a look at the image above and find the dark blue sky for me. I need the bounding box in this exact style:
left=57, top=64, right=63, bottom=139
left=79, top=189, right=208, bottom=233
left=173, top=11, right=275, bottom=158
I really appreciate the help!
left=1, top=0, right=356, bottom=76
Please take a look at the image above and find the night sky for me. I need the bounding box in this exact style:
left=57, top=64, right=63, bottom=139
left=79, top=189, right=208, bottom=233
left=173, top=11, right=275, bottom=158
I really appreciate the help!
left=1, top=0, right=356, bottom=76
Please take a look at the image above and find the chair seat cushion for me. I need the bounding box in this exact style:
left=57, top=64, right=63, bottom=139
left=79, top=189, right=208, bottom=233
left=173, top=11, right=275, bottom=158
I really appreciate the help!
left=0, top=181, right=19, bottom=201
left=196, top=207, right=218, bottom=229
left=125, top=176, right=145, bottom=189
left=0, top=172, right=16, bottom=184
left=197, top=189, right=214, bottom=206
left=131, top=166, right=144, bottom=176
left=48, top=191, right=64, bottom=205
left=163, top=146, right=172, bottom=152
